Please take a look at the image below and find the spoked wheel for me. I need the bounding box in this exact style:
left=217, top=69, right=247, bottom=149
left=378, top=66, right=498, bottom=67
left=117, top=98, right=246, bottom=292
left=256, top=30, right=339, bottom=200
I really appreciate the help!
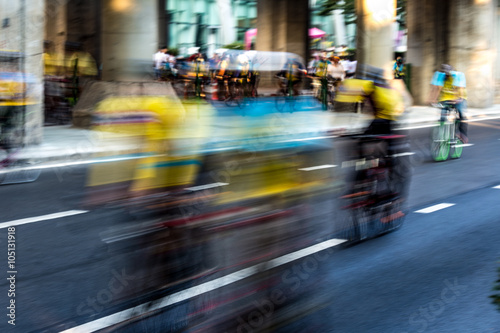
left=431, top=124, right=450, bottom=161
left=369, top=197, right=405, bottom=237
left=450, top=136, right=463, bottom=159
left=341, top=206, right=370, bottom=242
left=224, top=88, right=241, bottom=108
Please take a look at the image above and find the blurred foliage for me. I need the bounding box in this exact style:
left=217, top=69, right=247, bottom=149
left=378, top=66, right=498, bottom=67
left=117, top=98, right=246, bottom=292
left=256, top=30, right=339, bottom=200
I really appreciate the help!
left=318, top=0, right=407, bottom=26
left=222, top=42, right=245, bottom=50
left=491, top=265, right=500, bottom=312
left=168, top=48, right=180, bottom=56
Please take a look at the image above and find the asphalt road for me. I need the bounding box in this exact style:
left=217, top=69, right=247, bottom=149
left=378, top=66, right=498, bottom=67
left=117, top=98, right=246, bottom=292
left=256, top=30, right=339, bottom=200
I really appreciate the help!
left=0, top=118, right=499, bottom=332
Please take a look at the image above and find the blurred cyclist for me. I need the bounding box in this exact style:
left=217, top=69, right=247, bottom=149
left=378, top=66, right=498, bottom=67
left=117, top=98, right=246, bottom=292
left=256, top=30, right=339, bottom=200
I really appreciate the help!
left=327, top=56, right=345, bottom=91
left=336, top=64, right=405, bottom=160
left=393, top=57, right=405, bottom=80
left=428, top=64, right=468, bottom=143
left=276, top=57, right=307, bottom=96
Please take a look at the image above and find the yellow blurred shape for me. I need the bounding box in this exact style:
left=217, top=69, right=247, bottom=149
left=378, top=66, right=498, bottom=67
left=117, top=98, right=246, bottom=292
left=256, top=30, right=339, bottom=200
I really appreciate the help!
left=88, top=96, right=214, bottom=192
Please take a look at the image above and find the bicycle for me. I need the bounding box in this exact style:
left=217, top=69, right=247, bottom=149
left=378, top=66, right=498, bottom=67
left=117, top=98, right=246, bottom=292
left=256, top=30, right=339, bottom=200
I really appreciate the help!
left=275, top=76, right=297, bottom=113
left=224, top=77, right=244, bottom=108
left=339, top=134, right=410, bottom=242
left=430, top=102, right=464, bottom=162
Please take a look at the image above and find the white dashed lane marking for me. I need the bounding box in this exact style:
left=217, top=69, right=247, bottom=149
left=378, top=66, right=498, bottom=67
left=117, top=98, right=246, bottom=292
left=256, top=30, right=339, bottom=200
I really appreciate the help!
left=0, top=210, right=89, bottom=229
left=414, top=203, right=456, bottom=214
left=299, top=164, right=337, bottom=171
left=493, top=185, right=500, bottom=189
left=59, top=238, right=346, bottom=333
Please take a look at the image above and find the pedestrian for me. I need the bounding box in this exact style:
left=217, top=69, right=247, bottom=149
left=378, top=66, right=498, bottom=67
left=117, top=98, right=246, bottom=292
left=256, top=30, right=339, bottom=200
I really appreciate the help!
left=153, top=46, right=169, bottom=80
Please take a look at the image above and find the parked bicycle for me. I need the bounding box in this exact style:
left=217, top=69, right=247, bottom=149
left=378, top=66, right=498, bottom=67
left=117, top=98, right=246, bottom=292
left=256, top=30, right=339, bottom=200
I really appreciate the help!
left=431, top=102, right=465, bottom=161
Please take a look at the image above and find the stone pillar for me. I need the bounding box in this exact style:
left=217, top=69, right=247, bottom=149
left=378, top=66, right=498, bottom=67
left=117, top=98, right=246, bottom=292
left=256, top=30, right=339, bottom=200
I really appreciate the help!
left=408, top=0, right=497, bottom=107
left=355, top=0, right=396, bottom=71
left=407, top=0, right=441, bottom=104
left=24, top=0, right=45, bottom=144
left=101, top=0, right=158, bottom=81
left=256, top=0, right=309, bottom=62
left=0, top=0, right=45, bottom=144
left=44, top=0, right=67, bottom=57
left=449, top=0, right=497, bottom=108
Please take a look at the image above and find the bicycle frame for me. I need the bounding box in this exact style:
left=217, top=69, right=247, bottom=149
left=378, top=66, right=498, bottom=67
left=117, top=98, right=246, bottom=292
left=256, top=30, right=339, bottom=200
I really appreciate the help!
left=431, top=103, right=463, bottom=161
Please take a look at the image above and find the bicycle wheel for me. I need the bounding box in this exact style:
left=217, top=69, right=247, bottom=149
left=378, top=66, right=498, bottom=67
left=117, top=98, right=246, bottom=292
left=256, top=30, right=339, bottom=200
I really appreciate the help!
left=370, top=198, right=405, bottom=237
left=450, top=129, right=463, bottom=159
left=431, top=123, right=450, bottom=161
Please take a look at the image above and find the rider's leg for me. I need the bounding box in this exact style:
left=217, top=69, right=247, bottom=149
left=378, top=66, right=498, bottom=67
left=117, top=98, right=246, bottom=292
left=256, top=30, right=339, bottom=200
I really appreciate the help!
left=455, top=100, right=468, bottom=138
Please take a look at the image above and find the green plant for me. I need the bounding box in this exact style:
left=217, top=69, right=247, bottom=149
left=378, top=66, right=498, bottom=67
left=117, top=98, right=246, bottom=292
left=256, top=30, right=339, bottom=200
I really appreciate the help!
left=168, top=47, right=179, bottom=56
left=222, top=42, right=245, bottom=50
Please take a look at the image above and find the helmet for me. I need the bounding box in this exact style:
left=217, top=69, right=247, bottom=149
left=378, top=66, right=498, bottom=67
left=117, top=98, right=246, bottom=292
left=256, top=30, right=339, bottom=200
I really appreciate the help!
left=440, top=64, right=453, bottom=75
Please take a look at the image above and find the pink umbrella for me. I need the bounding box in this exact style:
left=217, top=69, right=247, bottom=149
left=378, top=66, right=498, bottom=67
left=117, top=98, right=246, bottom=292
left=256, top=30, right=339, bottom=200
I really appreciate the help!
left=309, top=27, right=326, bottom=39
left=245, top=28, right=326, bottom=50
left=245, top=28, right=258, bottom=50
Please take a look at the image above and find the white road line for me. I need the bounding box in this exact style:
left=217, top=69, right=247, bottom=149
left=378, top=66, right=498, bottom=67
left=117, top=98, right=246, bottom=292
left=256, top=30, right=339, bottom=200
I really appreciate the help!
left=0, top=210, right=88, bottom=229
left=298, top=164, right=337, bottom=171
left=0, top=154, right=161, bottom=174
left=279, top=135, right=336, bottom=143
left=452, top=143, right=474, bottom=148
left=414, top=203, right=455, bottom=214
left=59, top=238, right=346, bottom=333
left=467, top=115, right=500, bottom=123
left=185, top=182, right=229, bottom=191
left=398, top=124, right=438, bottom=130
left=390, top=152, right=416, bottom=158
left=493, top=185, right=500, bottom=189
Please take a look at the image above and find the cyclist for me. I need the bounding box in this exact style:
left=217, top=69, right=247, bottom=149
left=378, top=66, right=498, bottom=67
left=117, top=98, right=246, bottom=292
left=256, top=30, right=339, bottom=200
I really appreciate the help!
left=428, top=64, right=468, bottom=143
left=327, top=56, right=345, bottom=92
left=336, top=64, right=405, bottom=152
left=393, top=57, right=405, bottom=79
left=275, top=57, right=307, bottom=96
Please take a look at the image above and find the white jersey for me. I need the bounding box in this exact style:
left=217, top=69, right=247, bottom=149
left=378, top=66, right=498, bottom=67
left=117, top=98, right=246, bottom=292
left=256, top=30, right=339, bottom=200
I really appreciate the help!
left=153, top=51, right=168, bottom=69
left=327, top=63, right=345, bottom=80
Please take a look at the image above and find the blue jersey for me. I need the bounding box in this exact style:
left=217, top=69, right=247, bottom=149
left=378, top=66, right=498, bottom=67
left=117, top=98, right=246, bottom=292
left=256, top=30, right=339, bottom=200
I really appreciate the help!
left=431, top=71, right=466, bottom=88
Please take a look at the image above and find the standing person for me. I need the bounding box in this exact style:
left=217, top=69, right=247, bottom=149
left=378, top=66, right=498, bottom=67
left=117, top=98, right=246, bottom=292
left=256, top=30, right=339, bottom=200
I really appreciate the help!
left=327, top=56, right=345, bottom=90
left=344, top=56, right=357, bottom=78
left=153, top=46, right=168, bottom=80
left=393, top=57, right=405, bottom=79
left=428, top=64, right=468, bottom=143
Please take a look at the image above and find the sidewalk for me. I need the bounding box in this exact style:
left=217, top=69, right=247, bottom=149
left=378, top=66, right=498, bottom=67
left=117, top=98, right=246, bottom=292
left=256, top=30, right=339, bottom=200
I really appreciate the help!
left=10, top=101, right=500, bottom=164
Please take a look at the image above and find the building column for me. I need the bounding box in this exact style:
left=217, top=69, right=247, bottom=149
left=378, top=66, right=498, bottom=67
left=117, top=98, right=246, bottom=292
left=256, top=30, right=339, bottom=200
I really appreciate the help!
left=256, top=0, right=309, bottom=62
left=355, top=0, right=396, bottom=71
left=449, top=0, right=497, bottom=108
left=408, top=0, right=497, bottom=107
left=101, top=0, right=158, bottom=81
left=406, top=0, right=440, bottom=104
left=0, top=0, right=45, bottom=144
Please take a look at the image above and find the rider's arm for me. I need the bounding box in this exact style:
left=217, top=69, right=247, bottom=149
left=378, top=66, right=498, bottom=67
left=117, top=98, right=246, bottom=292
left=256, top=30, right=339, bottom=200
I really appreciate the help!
left=428, top=71, right=445, bottom=104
